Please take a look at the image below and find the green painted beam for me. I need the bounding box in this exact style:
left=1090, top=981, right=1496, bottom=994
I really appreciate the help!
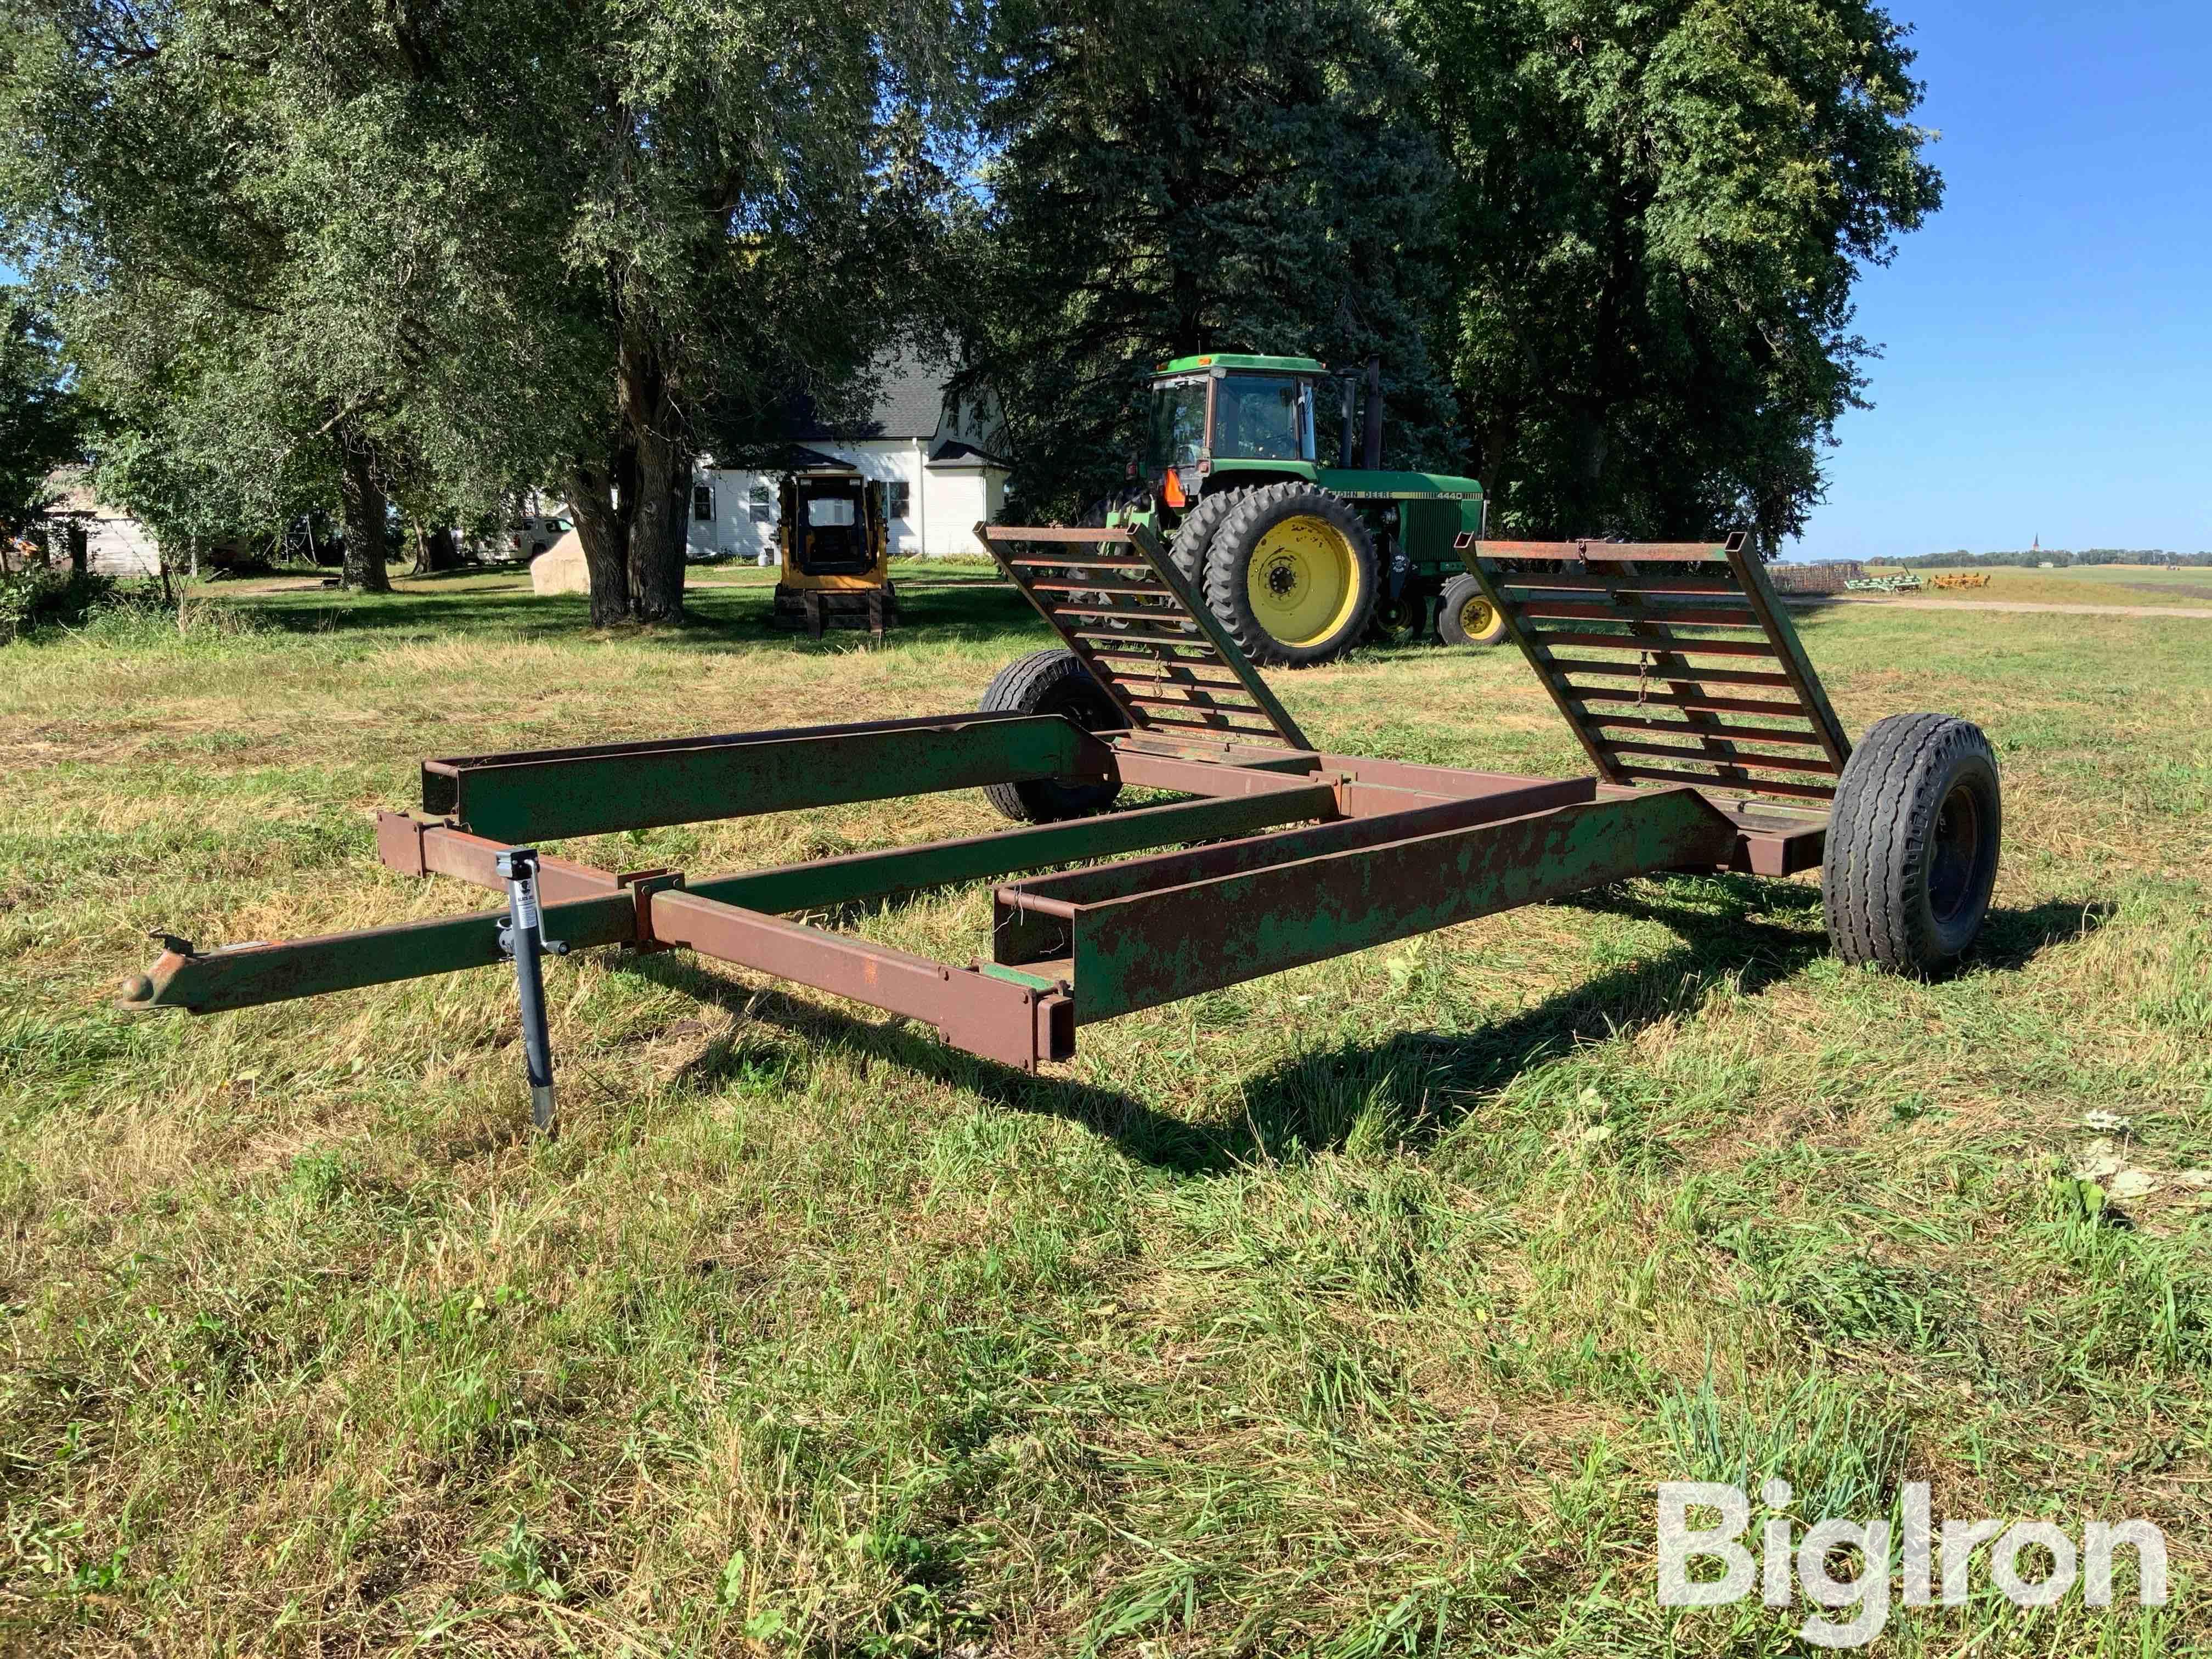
left=119, top=893, right=641, bottom=1014
left=431, top=715, right=1101, bottom=842
left=683, top=784, right=1339, bottom=914
left=1062, top=788, right=1738, bottom=1021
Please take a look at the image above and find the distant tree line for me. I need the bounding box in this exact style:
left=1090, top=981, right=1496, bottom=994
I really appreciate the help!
left=0, top=0, right=1943, bottom=622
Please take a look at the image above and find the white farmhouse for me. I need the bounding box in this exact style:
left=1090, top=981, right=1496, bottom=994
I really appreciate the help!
left=687, top=354, right=1008, bottom=562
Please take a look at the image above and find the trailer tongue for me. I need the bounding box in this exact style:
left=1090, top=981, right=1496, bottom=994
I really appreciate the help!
left=120, top=527, right=2001, bottom=1135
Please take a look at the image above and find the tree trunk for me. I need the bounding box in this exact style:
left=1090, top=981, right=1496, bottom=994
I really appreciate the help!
left=566, top=459, right=633, bottom=628
left=413, top=524, right=461, bottom=573
left=616, top=330, right=685, bottom=623
left=628, top=421, right=686, bottom=623
left=334, top=425, right=393, bottom=592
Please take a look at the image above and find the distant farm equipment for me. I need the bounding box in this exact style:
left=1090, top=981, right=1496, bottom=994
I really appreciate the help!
left=772, top=460, right=899, bottom=639
left=1846, top=571, right=1925, bottom=594
left=1930, top=572, right=1993, bottom=590
left=1108, top=354, right=1500, bottom=664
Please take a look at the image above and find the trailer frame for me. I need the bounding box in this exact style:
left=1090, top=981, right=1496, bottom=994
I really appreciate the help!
left=120, top=522, right=1877, bottom=1133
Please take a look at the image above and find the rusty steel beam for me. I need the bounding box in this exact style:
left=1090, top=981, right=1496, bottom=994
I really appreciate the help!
left=377, top=814, right=627, bottom=902
left=647, top=889, right=1068, bottom=1071
left=1002, top=787, right=1739, bottom=1022
left=117, top=893, right=643, bottom=1014
left=990, top=776, right=1601, bottom=978
left=682, top=783, right=1340, bottom=915
left=422, top=713, right=1111, bottom=842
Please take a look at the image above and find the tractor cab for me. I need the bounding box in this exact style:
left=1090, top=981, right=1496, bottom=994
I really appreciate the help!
left=1143, top=354, right=1331, bottom=501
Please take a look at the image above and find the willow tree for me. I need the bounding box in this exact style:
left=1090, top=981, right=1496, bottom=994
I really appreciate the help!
left=0, top=1, right=962, bottom=622
left=0, top=1, right=601, bottom=592
left=546, top=1, right=963, bottom=624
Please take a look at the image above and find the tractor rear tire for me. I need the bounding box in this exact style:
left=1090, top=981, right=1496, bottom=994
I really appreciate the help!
left=1821, top=713, right=2002, bottom=977
left=977, top=648, right=1126, bottom=823
left=1168, top=488, right=1243, bottom=589
left=1201, top=483, right=1379, bottom=667
left=1436, top=573, right=1509, bottom=647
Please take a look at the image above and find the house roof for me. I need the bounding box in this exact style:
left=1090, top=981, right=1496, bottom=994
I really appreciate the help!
left=866, top=352, right=956, bottom=440
left=770, top=349, right=953, bottom=443
left=927, top=438, right=1008, bottom=470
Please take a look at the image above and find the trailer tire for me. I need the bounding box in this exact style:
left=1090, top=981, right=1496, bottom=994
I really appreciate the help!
left=1436, top=573, right=1509, bottom=647
left=1822, top=713, right=2001, bottom=977
left=977, top=648, right=1126, bottom=823
left=1202, top=483, right=1379, bottom=667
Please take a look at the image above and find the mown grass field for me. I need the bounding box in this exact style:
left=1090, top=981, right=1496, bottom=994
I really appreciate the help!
left=2, top=569, right=2208, bottom=1656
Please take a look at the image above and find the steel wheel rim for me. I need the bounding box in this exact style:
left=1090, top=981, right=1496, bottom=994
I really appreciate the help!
left=1460, top=595, right=1496, bottom=637
left=1928, top=780, right=1984, bottom=922
left=1247, top=515, right=1360, bottom=646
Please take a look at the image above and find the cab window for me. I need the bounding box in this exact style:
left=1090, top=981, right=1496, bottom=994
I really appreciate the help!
left=1214, top=374, right=1313, bottom=461
left=1147, top=377, right=1210, bottom=470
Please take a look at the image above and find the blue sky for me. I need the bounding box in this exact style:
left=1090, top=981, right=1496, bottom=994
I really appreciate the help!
left=1787, top=0, right=2212, bottom=559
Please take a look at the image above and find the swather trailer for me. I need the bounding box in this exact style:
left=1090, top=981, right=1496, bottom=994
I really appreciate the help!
left=119, top=527, right=2002, bottom=1133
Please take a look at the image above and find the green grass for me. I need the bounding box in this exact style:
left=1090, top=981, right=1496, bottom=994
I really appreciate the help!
left=2, top=575, right=2208, bottom=1655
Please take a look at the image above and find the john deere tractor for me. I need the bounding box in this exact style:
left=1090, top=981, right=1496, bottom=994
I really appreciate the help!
left=1104, top=353, right=1508, bottom=667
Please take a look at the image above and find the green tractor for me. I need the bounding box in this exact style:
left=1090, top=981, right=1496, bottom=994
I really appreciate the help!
left=1104, top=352, right=1508, bottom=667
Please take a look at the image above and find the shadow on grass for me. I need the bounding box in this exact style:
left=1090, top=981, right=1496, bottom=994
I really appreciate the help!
left=225, top=564, right=1050, bottom=655
left=1973, top=896, right=2116, bottom=970
left=608, top=871, right=2113, bottom=1177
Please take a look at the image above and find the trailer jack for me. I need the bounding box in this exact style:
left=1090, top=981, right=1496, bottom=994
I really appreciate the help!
left=120, top=526, right=2002, bottom=1125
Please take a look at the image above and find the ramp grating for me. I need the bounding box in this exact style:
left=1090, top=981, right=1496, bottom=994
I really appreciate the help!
left=979, top=523, right=1312, bottom=751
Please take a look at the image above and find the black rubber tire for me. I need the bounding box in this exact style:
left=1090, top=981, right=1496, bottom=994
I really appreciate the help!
left=1168, top=488, right=1244, bottom=589
left=1368, top=589, right=1426, bottom=643
left=1822, top=713, right=2002, bottom=977
left=1200, top=483, right=1379, bottom=667
left=1436, top=573, right=1509, bottom=647
left=977, top=648, right=1126, bottom=823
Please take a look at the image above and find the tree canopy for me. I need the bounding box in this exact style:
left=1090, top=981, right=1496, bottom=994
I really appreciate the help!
left=961, top=0, right=1459, bottom=519
left=0, top=0, right=1941, bottom=592
left=1409, top=0, right=1942, bottom=542
left=0, top=286, right=84, bottom=534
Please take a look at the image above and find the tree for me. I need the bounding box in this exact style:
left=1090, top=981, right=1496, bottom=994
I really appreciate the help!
left=544, top=2, right=966, bottom=624
left=1407, top=0, right=1942, bottom=545
left=0, top=2, right=968, bottom=625
left=0, top=287, right=84, bottom=534
left=964, top=0, right=1460, bottom=518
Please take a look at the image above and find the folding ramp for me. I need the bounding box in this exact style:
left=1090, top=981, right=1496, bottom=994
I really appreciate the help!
left=1459, top=531, right=1852, bottom=874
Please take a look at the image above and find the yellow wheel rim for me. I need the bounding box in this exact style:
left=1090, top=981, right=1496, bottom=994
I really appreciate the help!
left=1459, top=595, right=1497, bottom=638
left=1245, top=515, right=1362, bottom=647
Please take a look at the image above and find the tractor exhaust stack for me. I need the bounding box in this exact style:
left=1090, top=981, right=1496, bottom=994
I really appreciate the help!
left=1362, top=356, right=1385, bottom=470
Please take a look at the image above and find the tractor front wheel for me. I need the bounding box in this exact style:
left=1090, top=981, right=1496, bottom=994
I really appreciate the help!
left=1201, top=483, right=1378, bottom=667
left=977, top=648, right=1126, bottom=823
left=1822, top=713, right=2002, bottom=976
left=1436, top=573, right=1509, bottom=647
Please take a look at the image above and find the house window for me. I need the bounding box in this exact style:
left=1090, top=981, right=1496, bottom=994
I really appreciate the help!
left=887, top=481, right=911, bottom=521
left=692, top=483, right=714, bottom=521
left=748, top=484, right=771, bottom=523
